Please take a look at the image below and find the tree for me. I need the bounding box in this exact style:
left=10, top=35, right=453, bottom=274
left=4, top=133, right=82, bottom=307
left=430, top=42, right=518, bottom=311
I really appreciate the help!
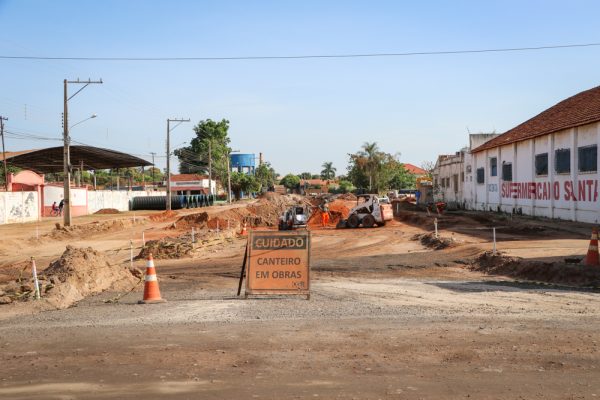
left=255, top=162, right=277, bottom=192
left=346, top=143, right=416, bottom=192
left=230, top=172, right=260, bottom=199
left=421, top=161, right=435, bottom=178
left=174, top=119, right=231, bottom=185
left=279, top=174, right=300, bottom=190
left=320, top=162, right=336, bottom=180
left=298, top=172, right=312, bottom=180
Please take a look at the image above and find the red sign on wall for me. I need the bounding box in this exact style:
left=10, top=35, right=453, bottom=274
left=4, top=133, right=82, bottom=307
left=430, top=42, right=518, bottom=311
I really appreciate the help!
left=501, top=180, right=599, bottom=202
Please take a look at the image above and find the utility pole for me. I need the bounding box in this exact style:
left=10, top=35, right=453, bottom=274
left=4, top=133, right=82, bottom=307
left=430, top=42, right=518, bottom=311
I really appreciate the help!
left=166, top=118, right=190, bottom=211
left=208, top=141, right=212, bottom=195
left=0, top=116, right=8, bottom=190
left=63, top=78, right=102, bottom=227
left=227, top=151, right=232, bottom=204
left=150, top=152, right=156, bottom=188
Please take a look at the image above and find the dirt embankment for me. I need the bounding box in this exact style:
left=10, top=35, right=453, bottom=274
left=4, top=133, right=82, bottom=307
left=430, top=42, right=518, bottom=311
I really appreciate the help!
left=470, top=251, right=600, bottom=287
left=173, top=193, right=308, bottom=231
left=94, top=208, right=121, bottom=215
left=0, top=246, right=139, bottom=309
left=42, top=217, right=147, bottom=240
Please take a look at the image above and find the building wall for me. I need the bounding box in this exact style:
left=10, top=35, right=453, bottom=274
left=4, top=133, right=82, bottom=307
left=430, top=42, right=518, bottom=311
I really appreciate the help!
left=0, top=191, right=40, bottom=224
left=433, top=152, right=465, bottom=204
left=466, top=121, right=600, bottom=223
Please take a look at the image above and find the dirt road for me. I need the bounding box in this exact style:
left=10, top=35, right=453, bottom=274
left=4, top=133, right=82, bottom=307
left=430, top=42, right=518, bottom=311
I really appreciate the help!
left=1, top=200, right=599, bottom=399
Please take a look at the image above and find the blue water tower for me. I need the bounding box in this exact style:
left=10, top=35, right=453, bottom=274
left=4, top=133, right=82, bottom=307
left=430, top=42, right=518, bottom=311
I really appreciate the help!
left=230, top=153, right=255, bottom=175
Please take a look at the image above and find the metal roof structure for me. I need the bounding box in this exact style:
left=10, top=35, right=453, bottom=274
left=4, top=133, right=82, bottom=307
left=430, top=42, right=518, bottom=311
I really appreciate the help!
left=0, top=146, right=152, bottom=173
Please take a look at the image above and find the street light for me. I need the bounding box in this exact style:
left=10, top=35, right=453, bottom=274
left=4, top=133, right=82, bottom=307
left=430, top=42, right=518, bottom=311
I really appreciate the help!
left=69, top=114, right=98, bottom=188
left=69, top=113, right=97, bottom=130
left=63, top=78, right=103, bottom=227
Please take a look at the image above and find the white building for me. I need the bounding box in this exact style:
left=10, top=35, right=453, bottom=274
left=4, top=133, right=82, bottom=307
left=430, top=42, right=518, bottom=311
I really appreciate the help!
left=169, top=174, right=217, bottom=195
left=433, top=134, right=500, bottom=207
left=466, top=86, right=600, bottom=223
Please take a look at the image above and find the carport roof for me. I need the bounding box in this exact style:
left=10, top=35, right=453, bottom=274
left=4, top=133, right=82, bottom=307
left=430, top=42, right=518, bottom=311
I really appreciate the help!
left=0, top=145, right=152, bottom=173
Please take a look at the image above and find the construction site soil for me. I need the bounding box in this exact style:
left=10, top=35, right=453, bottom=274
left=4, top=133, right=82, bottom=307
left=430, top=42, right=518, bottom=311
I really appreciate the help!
left=0, top=193, right=599, bottom=399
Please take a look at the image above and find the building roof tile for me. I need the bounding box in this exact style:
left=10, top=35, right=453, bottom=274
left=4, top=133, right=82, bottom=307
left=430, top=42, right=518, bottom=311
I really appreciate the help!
left=473, top=85, right=600, bottom=153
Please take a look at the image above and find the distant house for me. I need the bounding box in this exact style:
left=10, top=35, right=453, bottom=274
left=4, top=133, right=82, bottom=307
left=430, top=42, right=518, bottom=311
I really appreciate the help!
left=169, top=173, right=217, bottom=195
left=402, top=163, right=427, bottom=176
left=300, top=178, right=338, bottom=194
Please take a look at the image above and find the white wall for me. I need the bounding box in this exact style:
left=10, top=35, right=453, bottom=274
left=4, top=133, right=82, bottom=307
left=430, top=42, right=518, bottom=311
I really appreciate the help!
left=88, top=190, right=165, bottom=213
left=466, top=121, right=600, bottom=223
left=0, top=191, right=40, bottom=224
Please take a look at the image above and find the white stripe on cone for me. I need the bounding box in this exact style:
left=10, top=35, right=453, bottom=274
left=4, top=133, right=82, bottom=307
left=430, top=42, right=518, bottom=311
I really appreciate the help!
left=145, top=275, right=157, bottom=282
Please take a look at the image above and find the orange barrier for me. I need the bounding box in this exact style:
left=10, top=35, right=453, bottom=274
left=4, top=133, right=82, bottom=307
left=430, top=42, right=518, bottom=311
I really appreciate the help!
left=139, top=253, right=166, bottom=304
left=584, top=228, right=599, bottom=266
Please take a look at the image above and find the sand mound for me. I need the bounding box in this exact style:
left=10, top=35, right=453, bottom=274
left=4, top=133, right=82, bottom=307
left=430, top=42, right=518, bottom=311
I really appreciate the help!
left=48, top=218, right=146, bottom=240
left=149, top=210, right=179, bottom=221
left=0, top=246, right=138, bottom=309
left=470, top=251, right=600, bottom=287
left=94, top=208, right=121, bottom=214
left=174, top=212, right=210, bottom=229
left=411, top=233, right=457, bottom=250
left=137, top=238, right=195, bottom=260
left=337, top=193, right=357, bottom=201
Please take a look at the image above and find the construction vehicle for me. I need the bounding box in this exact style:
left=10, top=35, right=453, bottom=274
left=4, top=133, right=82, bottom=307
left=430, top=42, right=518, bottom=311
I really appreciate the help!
left=337, top=194, right=393, bottom=228
left=278, top=205, right=310, bottom=230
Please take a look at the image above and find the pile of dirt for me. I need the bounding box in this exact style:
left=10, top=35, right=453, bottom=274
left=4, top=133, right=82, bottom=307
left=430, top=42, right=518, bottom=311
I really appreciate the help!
left=48, top=218, right=146, bottom=240
left=247, top=193, right=308, bottom=226
left=0, top=246, right=139, bottom=309
left=411, top=233, right=457, bottom=250
left=94, top=208, right=121, bottom=214
left=337, top=193, right=357, bottom=201
left=471, top=251, right=600, bottom=287
left=149, top=210, right=179, bottom=222
left=173, top=212, right=209, bottom=229
left=137, top=238, right=195, bottom=260
left=307, top=200, right=350, bottom=227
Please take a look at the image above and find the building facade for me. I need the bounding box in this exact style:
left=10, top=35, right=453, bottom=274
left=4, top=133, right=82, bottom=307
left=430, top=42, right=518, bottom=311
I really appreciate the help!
left=466, top=86, right=600, bottom=223
left=433, top=134, right=500, bottom=206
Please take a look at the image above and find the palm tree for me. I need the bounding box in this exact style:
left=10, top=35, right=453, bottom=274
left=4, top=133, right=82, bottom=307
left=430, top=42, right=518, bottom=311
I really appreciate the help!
left=360, top=142, right=380, bottom=191
left=320, top=162, right=336, bottom=180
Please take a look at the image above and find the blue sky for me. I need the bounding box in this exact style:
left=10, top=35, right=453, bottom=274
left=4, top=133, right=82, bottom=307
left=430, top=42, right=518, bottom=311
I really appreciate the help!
left=1, top=0, right=600, bottom=176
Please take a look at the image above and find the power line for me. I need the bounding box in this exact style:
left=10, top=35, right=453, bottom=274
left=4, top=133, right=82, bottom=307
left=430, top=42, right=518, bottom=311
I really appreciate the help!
left=1, top=42, right=599, bottom=62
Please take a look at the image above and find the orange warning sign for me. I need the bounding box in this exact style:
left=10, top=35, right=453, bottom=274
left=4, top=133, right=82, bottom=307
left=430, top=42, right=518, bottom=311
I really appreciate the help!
left=246, top=230, right=310, bottom=297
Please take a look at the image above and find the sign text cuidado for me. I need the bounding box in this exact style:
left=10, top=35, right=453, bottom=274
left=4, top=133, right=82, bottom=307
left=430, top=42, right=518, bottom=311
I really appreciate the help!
left=246, top=231, right=310, bottom=296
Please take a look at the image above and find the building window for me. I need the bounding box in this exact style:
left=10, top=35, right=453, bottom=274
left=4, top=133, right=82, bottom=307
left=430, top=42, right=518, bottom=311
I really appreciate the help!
left=555, top=148, right=570, bottom=174
left=453, top=174, right=459, bottom=191
left=502, top=162, right=513, bottom=181
left=490, top=157, right=497, bottom=177
left=476, top=167, right=484, bottom=184
left=535, top=153, right=548, bottom=176
left=578, top=145, right=597, bottom=173
left=461, top=171, right=465, bottom=182
left=466, top=165, right=472, bottom=173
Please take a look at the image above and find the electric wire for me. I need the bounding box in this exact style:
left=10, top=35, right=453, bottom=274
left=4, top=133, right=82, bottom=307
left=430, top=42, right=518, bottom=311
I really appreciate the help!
left=0, top=42, right=598, bottom=62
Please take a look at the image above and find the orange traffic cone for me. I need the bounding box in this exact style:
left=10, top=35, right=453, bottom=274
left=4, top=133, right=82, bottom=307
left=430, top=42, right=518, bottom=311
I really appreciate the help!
left=240, top=222, right=248, bottom=236
left=584, top=228, right=600, bottom=266
left=139, top=253, right=166, bottom=304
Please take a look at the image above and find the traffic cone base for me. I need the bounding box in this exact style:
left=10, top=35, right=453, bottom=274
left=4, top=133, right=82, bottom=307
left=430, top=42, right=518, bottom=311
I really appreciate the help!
left=584, top=228, right=599, bottom=267
left=139, top=253, right=166, bottom=304
left=240, top=222, right=248, bottom=236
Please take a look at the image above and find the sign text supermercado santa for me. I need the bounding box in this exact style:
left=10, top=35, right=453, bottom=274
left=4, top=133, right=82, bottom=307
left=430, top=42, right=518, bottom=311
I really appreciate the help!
left=246, top=230, right=310, bottom=297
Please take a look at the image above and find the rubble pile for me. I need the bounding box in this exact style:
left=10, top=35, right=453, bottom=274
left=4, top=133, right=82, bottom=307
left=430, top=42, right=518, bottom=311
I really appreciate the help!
left=0, top=246, right=138, bottom=309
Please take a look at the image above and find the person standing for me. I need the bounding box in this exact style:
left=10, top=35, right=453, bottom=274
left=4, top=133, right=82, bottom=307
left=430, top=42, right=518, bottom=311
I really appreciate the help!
left=320, top=200, right=330, bottom=227
left=58, top=199, right=64, bottom=216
